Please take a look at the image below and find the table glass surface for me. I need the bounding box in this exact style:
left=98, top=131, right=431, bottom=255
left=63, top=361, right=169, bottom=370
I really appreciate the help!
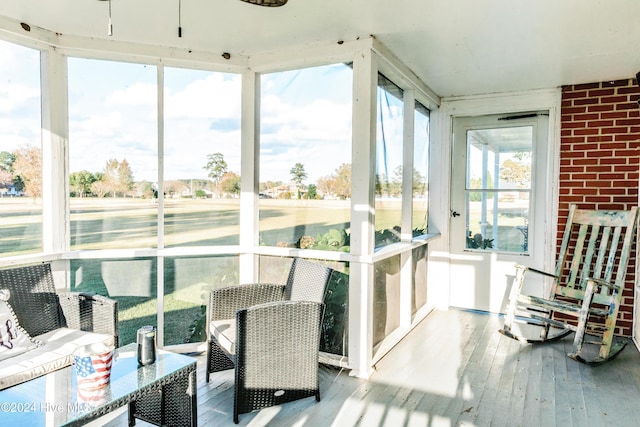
left=0, top=343, right=196, bottom=426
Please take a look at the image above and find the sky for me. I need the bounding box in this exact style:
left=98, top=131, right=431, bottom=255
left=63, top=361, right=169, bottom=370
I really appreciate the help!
left=0, top=39, right=423, bottom=187
left=65, top=56, right=354, bottom=184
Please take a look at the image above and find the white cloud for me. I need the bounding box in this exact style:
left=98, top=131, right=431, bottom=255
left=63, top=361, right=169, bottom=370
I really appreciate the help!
left=165, top=73, right=241, bottom=120
left=0, top=83, right=39, bottom=114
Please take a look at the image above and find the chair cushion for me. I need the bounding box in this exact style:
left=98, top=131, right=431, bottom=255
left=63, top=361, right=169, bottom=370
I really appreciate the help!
left=0, top=289, right=42, bottom=362
left=0, top=327, right=114, bottom=391
left=210, top=318, right=236, bottom=355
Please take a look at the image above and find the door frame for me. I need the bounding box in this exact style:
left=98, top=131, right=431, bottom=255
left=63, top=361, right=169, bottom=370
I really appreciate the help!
left=427, top=89, right=562, bottom=311
left=449, top=112, right=548, bottom=313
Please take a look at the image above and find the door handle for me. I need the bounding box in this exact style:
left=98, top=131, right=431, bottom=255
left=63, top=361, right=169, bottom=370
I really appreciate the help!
left=452, top=211, right=460, bottom=218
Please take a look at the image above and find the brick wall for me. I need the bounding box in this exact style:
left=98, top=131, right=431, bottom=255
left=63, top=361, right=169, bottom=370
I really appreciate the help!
left=560, top=78, right=640, bottom=336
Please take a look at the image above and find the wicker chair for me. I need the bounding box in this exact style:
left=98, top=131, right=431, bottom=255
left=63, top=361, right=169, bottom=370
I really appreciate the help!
left=205, top=258, right=333, bottom=423
left=0, top=263, right=119, bottom=347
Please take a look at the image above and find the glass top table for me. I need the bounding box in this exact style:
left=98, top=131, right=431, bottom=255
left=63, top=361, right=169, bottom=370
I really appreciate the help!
left=0, top=343, right=197, bottom=427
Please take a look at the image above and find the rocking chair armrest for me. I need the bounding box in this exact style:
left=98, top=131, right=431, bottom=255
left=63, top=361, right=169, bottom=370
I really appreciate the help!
left=208, top=283, right=286, bottom=320
left=584, top=277, right=621, bottom=292
left=515, top=264, right=558, bottom=280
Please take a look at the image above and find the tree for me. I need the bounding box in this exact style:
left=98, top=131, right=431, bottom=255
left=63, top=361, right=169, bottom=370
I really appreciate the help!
left=260, top=180, right=281, bottom=192
left=413, top=168, right=426, bottom=196
left=12, top=145, right=42, bottom=199
left=117, top=158, right=135, bottom=196
left=220, top=171, right=240, bottom=196
left=136, top=180, right=155, bottom=199
left=375, top=173, right=388, bottom=197
left=102, top=158, right=134, bottom=197
left=317, top=175, right=337, bottom=199
left=204, top=153, right=228, bottom=185
left=164, top=180, right=188, bottom=198
left=391, top=165, right=403, bottom=197
left=0, top=151, right=18, bottom=195
left=334, top=163, right=351, bottom=199
left=69, top=170, right=96, bottom=197
left=289, top=163, right=307, bottom=199
left=0, top=151, right=16, bottom=172
left=307, top=184, right=318, bottom=199
left=91, top=180, right=110, bottom=198
left=103, top=158, right=120, bottom=197
left=500, top=158, right=531, bottom=187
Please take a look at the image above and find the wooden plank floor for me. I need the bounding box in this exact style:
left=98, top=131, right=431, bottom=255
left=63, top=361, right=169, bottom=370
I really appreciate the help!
left=106, top=309, right=640, bottom=426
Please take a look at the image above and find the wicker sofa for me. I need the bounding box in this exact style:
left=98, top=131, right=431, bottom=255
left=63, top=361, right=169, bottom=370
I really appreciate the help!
left=0, top=263, right=118, bottom=390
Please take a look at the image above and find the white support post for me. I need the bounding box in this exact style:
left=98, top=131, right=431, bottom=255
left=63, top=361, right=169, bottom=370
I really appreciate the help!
left=348, top=48, right=377, bottom=378
left=400, top=89, right=415, bottom=327
left=40, top=48, right=69, bottom=286
left=156, top=64, right=165, bottom=347
left=402, top=89, right=415, bottom=241
left=239, top=71, right=260, bottom=284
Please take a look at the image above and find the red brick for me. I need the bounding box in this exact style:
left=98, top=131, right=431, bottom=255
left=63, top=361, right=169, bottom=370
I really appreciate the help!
left=573, top=173, right=599, bottom=180
left=574, top=98, right=601, bottom=106
left=599, top=173, right=626, bottom=180
left=573, top=82, right=601, bottom=90
left=585, top=196, right=613, bottom=203
left=614, top=149, right=638, bottom=157
left=600, top=158, right=629, bottom=165
left=604, top=79, right=632, bottom=87
left=573, top=113, right=600, bottom=121
left=588, top=180, right=613, bottom=187
left=601, top=111, right=628, bottom=119
left=561, top=151, right=586, bottom=158
left=587, top=120, right=614, bottom=127
left=588, top=88, right=616, bottom=97
left=599, top=142, right=628, bottom=150
left=614, top=134, right=640, bottom=141
left=616, top=118, right=640, bottom=126
left=562, top=90, right=588, bottom=100
left=586, top=150, right=613, bottom=157
left=571, top=188, right=599, bottom=195
left=616, top=196, right=639, bottom=204
left=601, top=95, right=630, bottom=104
left=601, top=127, right=630, bottom=134
left=562, top=106, right=587, bottom=115
left=586, top=135, right=614, bottom=142
left=561, top=136, right=586, bottom=143
left=585, top=165, right=611, bottom=172
left=562, top=121, right=587, bottom=129
left=572, top=158, right=600, bottom=166
left=574, top=128, right=599, bottom=136
left=607, top=188, right=628, bottom=195
left=612, top=180, right=638, bottom=188
left=559, top=195, right=586, bottom=203
left=616, top=102, right=639, bottom=110
left=588, top=104, right=615, bottom=112
left=618, top=86, right=640, bottom=94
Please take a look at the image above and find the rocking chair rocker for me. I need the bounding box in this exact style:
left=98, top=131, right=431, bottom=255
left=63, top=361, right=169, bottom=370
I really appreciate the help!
left=500, top=204, right=639, bottom=365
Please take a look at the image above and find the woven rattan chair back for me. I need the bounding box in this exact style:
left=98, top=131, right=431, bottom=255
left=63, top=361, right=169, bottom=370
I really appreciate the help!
left=283, top=258, right=332, bottom=303
left=0, top=263, right=62, bottom=337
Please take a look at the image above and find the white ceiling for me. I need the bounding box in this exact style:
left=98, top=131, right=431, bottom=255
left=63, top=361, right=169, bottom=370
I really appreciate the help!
left=1, top=0, right=639, bottom=98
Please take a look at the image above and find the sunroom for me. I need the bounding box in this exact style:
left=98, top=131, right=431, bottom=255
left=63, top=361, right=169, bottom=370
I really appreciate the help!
left=1, top=0, right=640, bottom=425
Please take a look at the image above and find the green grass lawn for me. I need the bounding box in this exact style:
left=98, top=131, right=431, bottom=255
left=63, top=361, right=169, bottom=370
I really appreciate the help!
left=1, top=197, right=360, bottom=346
left=1, top=196, right=527, bottom=347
